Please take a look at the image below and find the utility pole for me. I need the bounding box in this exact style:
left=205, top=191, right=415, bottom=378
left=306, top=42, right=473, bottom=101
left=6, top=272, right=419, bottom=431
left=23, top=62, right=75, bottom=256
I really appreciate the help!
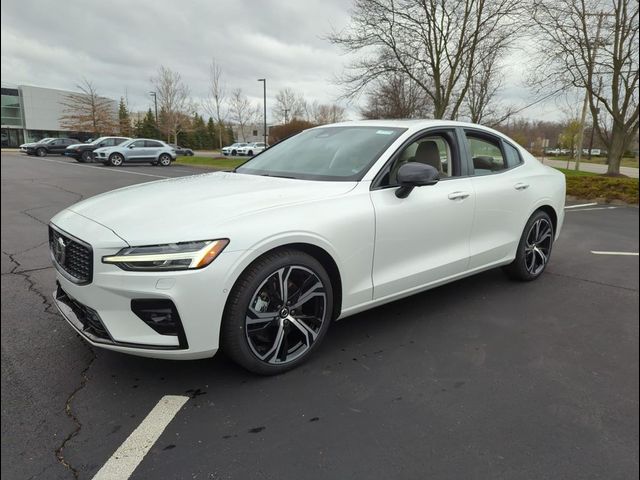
left=257, top=79, right=267, bottom=146
left=575, top=12, right=604, bottom=171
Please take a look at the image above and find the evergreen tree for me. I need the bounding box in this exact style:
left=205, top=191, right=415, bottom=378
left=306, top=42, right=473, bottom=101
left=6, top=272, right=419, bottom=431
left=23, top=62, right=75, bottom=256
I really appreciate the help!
left=207, top=117, right=217, bottom=149
left=118, top=97, right=132, bottom=136
left=136, top=109, right=160, bottom=139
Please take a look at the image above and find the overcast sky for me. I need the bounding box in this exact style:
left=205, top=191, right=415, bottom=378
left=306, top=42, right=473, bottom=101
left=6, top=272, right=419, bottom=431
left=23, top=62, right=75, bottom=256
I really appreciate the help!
left=1, top=0, right=565, bottom=121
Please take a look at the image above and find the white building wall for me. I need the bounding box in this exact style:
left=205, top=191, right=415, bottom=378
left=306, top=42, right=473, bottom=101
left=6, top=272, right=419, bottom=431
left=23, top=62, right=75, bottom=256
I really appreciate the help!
left=20, top=85, right=116, bottom=131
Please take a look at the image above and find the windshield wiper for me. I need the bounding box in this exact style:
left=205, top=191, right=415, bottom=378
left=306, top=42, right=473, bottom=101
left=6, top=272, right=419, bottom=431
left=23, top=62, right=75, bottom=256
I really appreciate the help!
left=261, top=173, right=296, bottom=179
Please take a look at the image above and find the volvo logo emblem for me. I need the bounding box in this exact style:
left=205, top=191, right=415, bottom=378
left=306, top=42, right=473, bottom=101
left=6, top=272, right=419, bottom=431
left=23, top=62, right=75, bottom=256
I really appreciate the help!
left=54, top=236, right=66, bottom=265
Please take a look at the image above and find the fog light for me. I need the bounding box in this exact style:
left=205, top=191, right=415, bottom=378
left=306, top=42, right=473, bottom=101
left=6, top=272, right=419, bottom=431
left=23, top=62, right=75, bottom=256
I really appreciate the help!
left=131, top=299, right=188, bottom=348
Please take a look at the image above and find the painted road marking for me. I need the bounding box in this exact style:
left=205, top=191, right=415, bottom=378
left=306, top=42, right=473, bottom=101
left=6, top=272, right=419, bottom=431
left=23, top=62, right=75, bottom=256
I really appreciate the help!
left=565, top=203, right=598, bottom=209
left=566, top=206, right=618, bottom=212
left=35, top=157, right=170, bottom=179
left=591, top=251, right=639, bottom=256
left=92, top=395, right=189, bottom=480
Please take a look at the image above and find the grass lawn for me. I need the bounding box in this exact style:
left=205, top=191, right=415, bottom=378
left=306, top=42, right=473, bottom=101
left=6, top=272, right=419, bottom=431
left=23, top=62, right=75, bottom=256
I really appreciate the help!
left=554, top=167, right=639, bottom=204
left=175, top=156, right=246, bottom=170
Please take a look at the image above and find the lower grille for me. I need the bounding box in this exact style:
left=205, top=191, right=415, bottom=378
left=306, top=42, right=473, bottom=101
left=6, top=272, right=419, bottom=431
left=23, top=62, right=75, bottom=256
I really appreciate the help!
left=49, top=225, right=93, bottom=284
left=55, top=284, right=112, bottom=342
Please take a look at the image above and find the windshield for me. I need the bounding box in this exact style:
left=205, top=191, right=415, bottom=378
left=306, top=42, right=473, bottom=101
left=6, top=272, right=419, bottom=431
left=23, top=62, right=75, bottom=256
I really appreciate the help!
left=236, top=126, right=405, bottom=181
left=90, top=137, right=107, bottom=145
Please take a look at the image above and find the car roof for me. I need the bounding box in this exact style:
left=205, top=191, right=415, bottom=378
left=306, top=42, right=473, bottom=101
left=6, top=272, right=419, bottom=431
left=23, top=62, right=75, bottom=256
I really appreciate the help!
left=315, top=119, right=508, bottom=138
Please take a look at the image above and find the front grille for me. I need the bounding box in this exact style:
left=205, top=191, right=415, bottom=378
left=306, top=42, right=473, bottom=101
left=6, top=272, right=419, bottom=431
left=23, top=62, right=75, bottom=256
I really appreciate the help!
left=55, top=284, right=112, bottom=342
left=49, top=226, right=93, bottom=284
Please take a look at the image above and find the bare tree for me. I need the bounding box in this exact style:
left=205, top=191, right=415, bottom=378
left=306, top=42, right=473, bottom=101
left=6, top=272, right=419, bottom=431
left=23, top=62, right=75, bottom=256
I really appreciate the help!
left=328, top=0, right=523, bottom=119
left=360, top=73, right=430, bottom=119
left=202, top=59, right=227, bottom=149
left=304, top=101, right=347, bottom=124
left=530, top=0, right=639, bottom=174
left=463, top=48, right=517, bottom=126
left=273, top=88, right=306, bottom=123
left=59, top=79, right=117, bottom=135
left=230, top=88, right=255, bottom=142
left=151, top=66, right=191, bottom=144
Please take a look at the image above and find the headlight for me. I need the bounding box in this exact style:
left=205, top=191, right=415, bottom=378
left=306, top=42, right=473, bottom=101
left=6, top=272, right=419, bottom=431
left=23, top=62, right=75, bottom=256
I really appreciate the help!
left=102, top=239, right=229, bottom=271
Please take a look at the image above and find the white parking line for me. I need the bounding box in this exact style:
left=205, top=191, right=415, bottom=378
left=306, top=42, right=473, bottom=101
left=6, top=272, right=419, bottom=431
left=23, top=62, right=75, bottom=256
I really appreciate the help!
left=564, top=203, right=598, bottom=209
left=35, top=157, right=170, bottom=179
left=566, top=206, right=618, bottom=212
left=92, top=395, right=189, bottom=480
left=591, top=251, right=639, bottom=256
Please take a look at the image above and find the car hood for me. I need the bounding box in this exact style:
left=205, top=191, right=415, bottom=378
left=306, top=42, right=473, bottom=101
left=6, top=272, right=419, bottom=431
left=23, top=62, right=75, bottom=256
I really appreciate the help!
left=67, top=143, right=87, bottom=149
left=64, top=171, right=357, bottom=246
left=93, top=146, right=118, bottom=154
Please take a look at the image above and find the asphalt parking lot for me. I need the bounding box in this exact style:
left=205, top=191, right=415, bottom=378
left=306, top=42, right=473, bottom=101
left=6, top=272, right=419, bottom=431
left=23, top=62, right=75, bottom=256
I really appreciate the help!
left=1, top=151, right=638, bottom=480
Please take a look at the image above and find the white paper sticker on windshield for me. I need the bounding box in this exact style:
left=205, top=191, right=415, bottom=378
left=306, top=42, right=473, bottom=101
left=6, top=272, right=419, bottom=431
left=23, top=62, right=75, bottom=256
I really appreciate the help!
left=376, top=130, right=394, bottom=135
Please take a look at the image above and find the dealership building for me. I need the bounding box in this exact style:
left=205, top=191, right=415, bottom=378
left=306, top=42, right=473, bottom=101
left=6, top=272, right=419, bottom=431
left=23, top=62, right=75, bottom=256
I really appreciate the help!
left=1, top=83, right=116, bottom=147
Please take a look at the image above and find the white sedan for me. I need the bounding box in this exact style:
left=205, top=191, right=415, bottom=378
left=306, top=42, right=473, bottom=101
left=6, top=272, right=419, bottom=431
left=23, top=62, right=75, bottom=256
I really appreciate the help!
left=49, top=120, right=565, bottom=374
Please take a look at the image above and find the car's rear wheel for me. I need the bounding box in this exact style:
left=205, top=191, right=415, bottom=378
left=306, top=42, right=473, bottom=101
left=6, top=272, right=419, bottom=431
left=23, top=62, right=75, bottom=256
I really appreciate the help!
left=503, top=210, right=554, bottom=281
left=109, top=153, right=124, bottom=167
left=222, top=249, right=333, bottom=375
left=81, top=151, right=93, bottom=163
left=158, top=154, right=172, bottom=166
left=36, top=148, right=47, bottom=157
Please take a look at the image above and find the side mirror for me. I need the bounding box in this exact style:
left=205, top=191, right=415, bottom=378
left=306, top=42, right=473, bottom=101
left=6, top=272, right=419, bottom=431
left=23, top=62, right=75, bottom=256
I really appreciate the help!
left=128, top=145, right=135, bottom=149
left=395, top=162, right=439, bottom=198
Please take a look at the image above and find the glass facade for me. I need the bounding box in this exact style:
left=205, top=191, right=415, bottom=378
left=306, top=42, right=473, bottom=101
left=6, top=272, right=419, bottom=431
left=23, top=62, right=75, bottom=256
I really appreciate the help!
left=1, top=88, right=23, bottom=127
left=1, top=87, right=24, bottom=147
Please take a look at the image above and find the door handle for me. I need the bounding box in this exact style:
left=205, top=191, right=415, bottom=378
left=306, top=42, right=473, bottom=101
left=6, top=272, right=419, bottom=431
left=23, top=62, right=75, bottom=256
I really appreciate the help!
left=448, top=191, right=471, bottom=200
left=514, top=182, right=530, bottom=190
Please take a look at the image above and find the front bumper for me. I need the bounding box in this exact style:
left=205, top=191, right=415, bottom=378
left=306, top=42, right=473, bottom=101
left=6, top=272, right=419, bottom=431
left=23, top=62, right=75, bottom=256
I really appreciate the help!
left=64, top=151, right=82, bottom=159
left=49, top=211, right=244, bottom=359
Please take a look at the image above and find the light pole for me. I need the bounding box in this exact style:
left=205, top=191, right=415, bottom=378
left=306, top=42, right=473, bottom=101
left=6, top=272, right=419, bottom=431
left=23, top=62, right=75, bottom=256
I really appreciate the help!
left=257, top=79, right=267, bottom=145
left=149, top=91, right=158, bottom=124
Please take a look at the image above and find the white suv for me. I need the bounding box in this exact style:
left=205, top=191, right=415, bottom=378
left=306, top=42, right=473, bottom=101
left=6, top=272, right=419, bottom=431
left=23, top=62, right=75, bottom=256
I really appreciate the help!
left=236, top=142, right=267, bottom=156
left=221, top=143, right=248, bottom=156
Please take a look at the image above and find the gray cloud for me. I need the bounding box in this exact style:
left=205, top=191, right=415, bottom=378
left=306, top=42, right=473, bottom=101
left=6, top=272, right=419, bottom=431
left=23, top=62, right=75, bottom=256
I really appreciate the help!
left=1, top=0, right=559, bottom=121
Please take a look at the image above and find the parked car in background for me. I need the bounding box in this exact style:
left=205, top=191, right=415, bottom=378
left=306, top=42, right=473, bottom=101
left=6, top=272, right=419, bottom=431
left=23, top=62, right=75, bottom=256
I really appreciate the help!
left=49, top=120, right=565, bottom=374
left=64, top=137, right=130, bottom=163
left=221, top=143, right=248, bottom=156
left=169, top=144, right=194, bottom=156
left=93, top=138, right=176, bottom=166
left=20, top=138, right=55, bottom=153
left=25, top=138, right=80, bottom=157
left=236, top=142, right=268, bottom=156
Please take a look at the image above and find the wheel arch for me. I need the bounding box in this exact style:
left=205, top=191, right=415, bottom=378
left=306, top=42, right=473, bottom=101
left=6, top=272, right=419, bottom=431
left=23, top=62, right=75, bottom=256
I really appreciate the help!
left=224, top=242, right=343, bottom=321
left=535, top=204, right=558, bottom=234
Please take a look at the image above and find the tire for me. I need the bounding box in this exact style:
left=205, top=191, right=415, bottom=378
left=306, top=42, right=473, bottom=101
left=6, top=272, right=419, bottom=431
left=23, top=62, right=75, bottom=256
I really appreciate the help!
left=247, top=150, right=254, bottom=156
left=158, top=154, right=172, bottom=166
left=231, top=149, right=237, bottom=156
left=503, top=210, right=554, bottom=281
left=108, top=153, right=124, bottom=167
left=36, top=148, right=47, bottom=157
left=221, top=249, right=334, bottom=375
left=81, top=151, right=93, bottom=163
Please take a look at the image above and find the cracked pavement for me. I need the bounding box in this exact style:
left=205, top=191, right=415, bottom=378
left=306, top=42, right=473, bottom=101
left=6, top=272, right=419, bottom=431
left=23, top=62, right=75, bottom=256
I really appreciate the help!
left=1, top=152, right=638, bottom=479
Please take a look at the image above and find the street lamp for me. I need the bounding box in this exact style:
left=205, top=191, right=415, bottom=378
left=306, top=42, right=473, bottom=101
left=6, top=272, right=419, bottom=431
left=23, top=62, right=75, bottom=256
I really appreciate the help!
left=257, top=79, right=267, bottom=146
left=149, top=91, right=158, bottom=123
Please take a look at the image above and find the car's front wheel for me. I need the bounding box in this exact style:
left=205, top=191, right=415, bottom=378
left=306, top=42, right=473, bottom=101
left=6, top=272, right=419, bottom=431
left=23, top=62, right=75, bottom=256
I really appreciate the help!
left=504, top=210, right=554, bottom=281
left=158, top=154, right=172, bottom=166
left=108, top=153, right=124, bottom=167
left=231, top=149, right=237, bottom=156
left=81, top=151, right=93, bottom=163
left=222, top=249, right=333, bottom=375
left=247, top=150, right=254, bottom=156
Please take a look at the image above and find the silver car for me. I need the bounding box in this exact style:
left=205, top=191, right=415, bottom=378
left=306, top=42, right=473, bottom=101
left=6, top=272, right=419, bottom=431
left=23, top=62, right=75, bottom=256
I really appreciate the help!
left=93, top=139, right=177, bottom=167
